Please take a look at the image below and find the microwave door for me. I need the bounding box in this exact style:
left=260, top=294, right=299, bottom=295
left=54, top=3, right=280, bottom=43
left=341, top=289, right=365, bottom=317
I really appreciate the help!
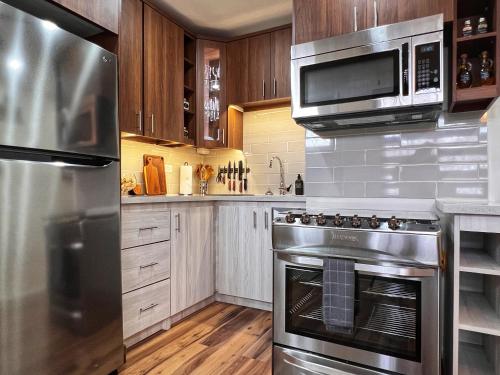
left=291, top=38, right=412, bottom=121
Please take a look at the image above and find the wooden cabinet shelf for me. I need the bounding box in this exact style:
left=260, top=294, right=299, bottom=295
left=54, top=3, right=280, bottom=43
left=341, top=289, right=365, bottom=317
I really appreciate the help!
left=184, top=57, right=195, bottom=68
left=457, top=31, right=497, bottom=43
left=459, top=291, right=500, bottom=336
left=184, top=110, right=195, bottom=116
left=184, top=85, right=194, bottom=93
left=458, top=341, right=495, bottom=375
left=456, top=85, right=497, bottom=102
left=460, top=248, right=500, bottom=275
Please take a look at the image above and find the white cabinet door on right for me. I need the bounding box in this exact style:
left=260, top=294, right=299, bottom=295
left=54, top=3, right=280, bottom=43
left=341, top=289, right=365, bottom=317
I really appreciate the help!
left=216, top=205, right=240, bottom=296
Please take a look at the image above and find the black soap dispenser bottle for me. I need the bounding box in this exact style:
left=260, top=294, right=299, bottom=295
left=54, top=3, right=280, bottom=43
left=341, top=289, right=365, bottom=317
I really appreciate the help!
left=295, top=174, right=304, bottom=195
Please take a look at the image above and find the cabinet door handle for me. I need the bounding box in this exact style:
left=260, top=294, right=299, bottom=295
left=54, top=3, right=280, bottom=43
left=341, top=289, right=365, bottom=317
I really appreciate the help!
left=222, top=128, right=225, bottom=145
left=253, top=211, right=257, bottom=229
left=373, top=1, right=378, bottom=27
left=265, top=211, right=269, bottom=230
left=151, top=113, right=155, bottom=135
left=262, top=80, right=265, bottom=98
left=139, top=303, right=158, bottom=313
left=175, top=213, right=181, bottom=232
left=353, top=6, right=358, bottom=32
left=139, top=226, right=158, bottom=231
left=140, top=262, right=158, bottom=269
left=273, top=78, right=277, bottom=97
left=137, top=110, right=142, bottom=132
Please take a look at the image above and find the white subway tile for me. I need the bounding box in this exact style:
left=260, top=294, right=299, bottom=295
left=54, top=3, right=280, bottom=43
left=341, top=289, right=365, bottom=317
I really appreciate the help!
left=334, top=166, right=398, bottom=182
left=437, top=145, right=487, bottom=163
left=306, top=183, right=343, bottom=197
left=366, top=182, right=436, bottom=198
left=437, top=182, right=488, bottom=198
left=306, top=168, right=334, bottom=183
left=401, top=127, right=479, bottom=147
left=366, top=148, right=438, bottom=165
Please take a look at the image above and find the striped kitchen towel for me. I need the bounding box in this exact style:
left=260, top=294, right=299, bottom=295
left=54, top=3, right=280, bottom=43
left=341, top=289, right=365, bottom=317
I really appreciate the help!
left=322, top=258, right=355, bottom=334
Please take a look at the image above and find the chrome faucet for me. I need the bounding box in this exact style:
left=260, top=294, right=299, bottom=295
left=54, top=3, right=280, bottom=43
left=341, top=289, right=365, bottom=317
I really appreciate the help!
left=269, top=156, right=287, bottom=195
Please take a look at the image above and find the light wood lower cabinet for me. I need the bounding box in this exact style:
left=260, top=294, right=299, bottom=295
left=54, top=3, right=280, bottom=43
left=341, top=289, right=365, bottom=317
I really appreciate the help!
left=171, top=205, right=214, bottom=315
left=216, top=203, right=273, bottom=303
left=122, top=278, right=171, bottom=339
left=121, top=205, right=171, bottom=249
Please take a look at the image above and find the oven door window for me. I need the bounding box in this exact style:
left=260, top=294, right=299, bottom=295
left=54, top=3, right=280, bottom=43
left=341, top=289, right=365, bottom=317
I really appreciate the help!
left=301, top=50, right=400, bottom=107
left=285, top=266, right=421, bottom=362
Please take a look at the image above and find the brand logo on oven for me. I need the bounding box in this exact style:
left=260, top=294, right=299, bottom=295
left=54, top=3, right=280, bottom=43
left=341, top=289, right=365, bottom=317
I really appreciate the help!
left=331, top=232, right=359, bottom=243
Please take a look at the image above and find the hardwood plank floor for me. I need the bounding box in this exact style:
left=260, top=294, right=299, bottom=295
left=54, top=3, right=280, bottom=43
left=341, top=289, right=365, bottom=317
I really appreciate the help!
left=120, top=302, right=272, bottom=375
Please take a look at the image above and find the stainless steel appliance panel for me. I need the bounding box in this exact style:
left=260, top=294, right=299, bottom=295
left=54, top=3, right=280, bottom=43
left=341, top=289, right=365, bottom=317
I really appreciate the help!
left=0, top=157, right=123, bottom=375
left=0, top=1, right=118, bottom=159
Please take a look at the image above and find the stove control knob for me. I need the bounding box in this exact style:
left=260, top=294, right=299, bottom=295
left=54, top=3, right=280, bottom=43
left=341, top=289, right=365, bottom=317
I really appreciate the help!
left=301, top=213, right=311, bottom=224
left=369, top=215, right=380, bottom=229
left=316, top=213, right=327, bottom=226
left=388, top=216, right=401, bottom=230
left=351, top=215, right=362, bottom=228
left=333, top=214, right=344, bottom=227
left=285, top=212, right=295, bottom=224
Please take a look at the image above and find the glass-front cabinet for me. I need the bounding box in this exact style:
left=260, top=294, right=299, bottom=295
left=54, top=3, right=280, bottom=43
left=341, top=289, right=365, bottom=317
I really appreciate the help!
left=197, top=40, right=227, bottom=148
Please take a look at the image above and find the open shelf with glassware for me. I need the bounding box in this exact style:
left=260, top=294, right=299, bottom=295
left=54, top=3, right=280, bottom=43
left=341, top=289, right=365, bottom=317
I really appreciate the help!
left=183, top=32, right=196, bottom=145
left=451, top=0, right=500, bottom=111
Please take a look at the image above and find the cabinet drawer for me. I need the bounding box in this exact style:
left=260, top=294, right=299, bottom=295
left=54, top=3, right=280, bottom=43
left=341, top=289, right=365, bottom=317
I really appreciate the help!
left=122, top=209, right=170, bottom=248
left=122, top=242, right=171, bottom=293
left=122, top=279, right=170, bottom=339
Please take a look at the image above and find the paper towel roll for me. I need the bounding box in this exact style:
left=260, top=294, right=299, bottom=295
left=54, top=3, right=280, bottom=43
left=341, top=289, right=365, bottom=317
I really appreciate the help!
left=179, top=163, right=193, bottom=195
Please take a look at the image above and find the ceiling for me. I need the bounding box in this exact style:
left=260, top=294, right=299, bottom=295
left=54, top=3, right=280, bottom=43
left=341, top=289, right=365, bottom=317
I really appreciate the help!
left=150, top=0, right=292, bottom=38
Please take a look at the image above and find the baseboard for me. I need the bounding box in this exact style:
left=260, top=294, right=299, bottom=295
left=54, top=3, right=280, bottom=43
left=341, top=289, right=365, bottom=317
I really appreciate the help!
left=124, top=318, right=171, bottom=348
left=170, top=296, right=216, bottom=326
left=215, top=293, right=272, bottom=311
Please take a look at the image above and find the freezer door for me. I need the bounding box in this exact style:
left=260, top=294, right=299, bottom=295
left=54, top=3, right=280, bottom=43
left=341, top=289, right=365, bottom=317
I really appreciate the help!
left=0, top=157, right=123, bottom=375
left=0, top=1, right=118, bottom=159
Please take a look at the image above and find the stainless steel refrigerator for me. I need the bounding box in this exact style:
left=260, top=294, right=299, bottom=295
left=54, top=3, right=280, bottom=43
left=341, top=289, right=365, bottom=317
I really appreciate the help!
left=0, top=2, right=123, bottom=374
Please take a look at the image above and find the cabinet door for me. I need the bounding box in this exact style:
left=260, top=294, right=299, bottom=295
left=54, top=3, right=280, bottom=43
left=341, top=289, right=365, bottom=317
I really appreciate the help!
left=366, top=0, right=453, bottom=27
left=51, top=0, right=119, bottom=33
left=271, top=28, right=292, bottom=99
left=144, top=6, right=184, bottom=142
left=260, top=205, right=273, bottom=303
left=196, top=40, right=227, bottom=148
left=170, top=208, right=188, bottom=315
left=216, top=205, right=240, bottom=295
left=328, top=0, right=369, bottom=36
left=226, top=39, right=249, bottom=104
left=119, top=0, right=143, bottom=134
left=186, top=206, right=214, bottom=306
left=247, top=34, right=272, bottom=101
left=293, top=0, right=330, bottom=44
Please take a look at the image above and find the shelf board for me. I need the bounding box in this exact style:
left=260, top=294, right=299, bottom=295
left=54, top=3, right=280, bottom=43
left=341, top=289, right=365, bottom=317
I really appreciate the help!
left=459, top=291, right=500, bottom=336
left=184, top=57, right=194, bottom=68
left=460, top=248, right=500, bottom=276
left=184, top=85, right=194, bottom=93
left=457, top=31, right=497, bottom=43
left=458, top=342, right=495, bottom=375
left=456, top=85, right=497, bottom=102
left=184, top=110, right=195, bottom=116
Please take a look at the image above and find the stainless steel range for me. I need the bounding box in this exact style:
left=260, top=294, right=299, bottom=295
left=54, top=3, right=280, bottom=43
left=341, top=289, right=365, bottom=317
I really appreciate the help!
left=272, top=210, right=443, bottom=375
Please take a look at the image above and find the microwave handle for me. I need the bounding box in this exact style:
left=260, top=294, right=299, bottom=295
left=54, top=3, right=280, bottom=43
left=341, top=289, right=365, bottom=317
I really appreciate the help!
left=276, top=252, right=435, bottom=278
left=373, top=1, right=378, bottom=27
left=402, top=42, right=409, bottom=96
left=353, top=6, right=358, bottom=32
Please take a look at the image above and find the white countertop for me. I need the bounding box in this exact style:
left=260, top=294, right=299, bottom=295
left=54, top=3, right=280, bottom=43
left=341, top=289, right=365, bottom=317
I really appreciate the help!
left=121, top=194, right=307, bottom=205
left=436, top=199, right=500, bottom=216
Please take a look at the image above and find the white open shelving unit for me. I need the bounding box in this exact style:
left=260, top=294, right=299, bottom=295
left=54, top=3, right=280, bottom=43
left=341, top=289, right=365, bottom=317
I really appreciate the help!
left=450, top=215, right=500, bottom=375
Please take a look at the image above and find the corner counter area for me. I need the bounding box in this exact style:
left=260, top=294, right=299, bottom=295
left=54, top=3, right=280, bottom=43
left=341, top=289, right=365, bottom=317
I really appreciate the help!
left=437, top=200, right=500, bottom=375
left=120, top=195, right=304, bottom=346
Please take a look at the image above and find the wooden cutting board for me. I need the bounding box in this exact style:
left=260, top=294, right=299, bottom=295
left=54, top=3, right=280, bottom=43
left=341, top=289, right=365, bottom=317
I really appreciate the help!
left=143, top=155, right=167, bottom=195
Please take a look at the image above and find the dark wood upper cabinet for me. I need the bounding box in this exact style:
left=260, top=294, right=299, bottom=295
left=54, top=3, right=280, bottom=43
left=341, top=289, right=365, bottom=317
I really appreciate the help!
left=247, top=33, right=272, bottom=102
left=143, top=5, right=184, bottom=143
left=119, top=0, right=142, bottom=134
left=271, top=27, right=292, bottom=99
left=51, top=0, right=120, bottom=33
left=293, top=0, right=453, bottom=44
left=366, top=0, right=453, bottom=28
left=226, top=38, right=249, bottom=105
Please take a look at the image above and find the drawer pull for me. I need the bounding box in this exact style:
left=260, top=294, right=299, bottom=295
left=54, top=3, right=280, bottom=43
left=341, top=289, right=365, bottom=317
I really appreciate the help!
left=139, top=303, right=158, bottom=313
left=139, top=226, right=159, bottom=231
left=139, top=262, right=158, bottom=269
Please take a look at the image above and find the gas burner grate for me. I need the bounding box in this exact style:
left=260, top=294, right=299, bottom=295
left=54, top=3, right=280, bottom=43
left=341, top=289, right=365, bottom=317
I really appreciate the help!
left=362, top=280, right=416, bottom=300
left=359, top=304, right=416, bottom=340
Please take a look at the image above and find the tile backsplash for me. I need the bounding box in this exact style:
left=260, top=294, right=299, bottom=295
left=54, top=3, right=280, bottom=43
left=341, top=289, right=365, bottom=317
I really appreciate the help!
left=121, top=106, right=305, bottom=195
left=305, top=111, right=489, bottom=199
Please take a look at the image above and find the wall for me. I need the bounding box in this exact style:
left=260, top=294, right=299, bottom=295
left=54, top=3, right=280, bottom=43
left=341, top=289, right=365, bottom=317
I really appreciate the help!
left=121, top=106, right=306, bottom=195
left=305, top=111, right=489, bottom=199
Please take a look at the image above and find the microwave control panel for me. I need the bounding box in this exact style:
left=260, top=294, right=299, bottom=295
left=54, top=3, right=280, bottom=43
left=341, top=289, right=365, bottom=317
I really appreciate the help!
left=415, top=42, right=440, bottom=92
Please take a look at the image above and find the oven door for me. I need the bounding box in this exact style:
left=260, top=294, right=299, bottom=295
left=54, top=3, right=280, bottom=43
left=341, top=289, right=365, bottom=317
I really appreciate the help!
left=291, top=38, right=411, bottom=122
left=273, top=252, right=440, bottom=375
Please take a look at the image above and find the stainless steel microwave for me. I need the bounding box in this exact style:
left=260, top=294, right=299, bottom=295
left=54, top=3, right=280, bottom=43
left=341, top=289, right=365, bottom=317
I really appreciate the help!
left=291, top=14, right=444, bottom=132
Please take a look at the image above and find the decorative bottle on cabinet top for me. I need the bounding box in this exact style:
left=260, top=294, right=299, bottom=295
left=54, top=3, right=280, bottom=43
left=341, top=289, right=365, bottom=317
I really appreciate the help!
left=457, top=54, right=473, bottom=89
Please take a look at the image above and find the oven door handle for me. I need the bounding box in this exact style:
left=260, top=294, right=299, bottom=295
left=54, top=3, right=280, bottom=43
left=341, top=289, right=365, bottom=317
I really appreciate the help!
left=276, top=252, right=436, bottom=278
